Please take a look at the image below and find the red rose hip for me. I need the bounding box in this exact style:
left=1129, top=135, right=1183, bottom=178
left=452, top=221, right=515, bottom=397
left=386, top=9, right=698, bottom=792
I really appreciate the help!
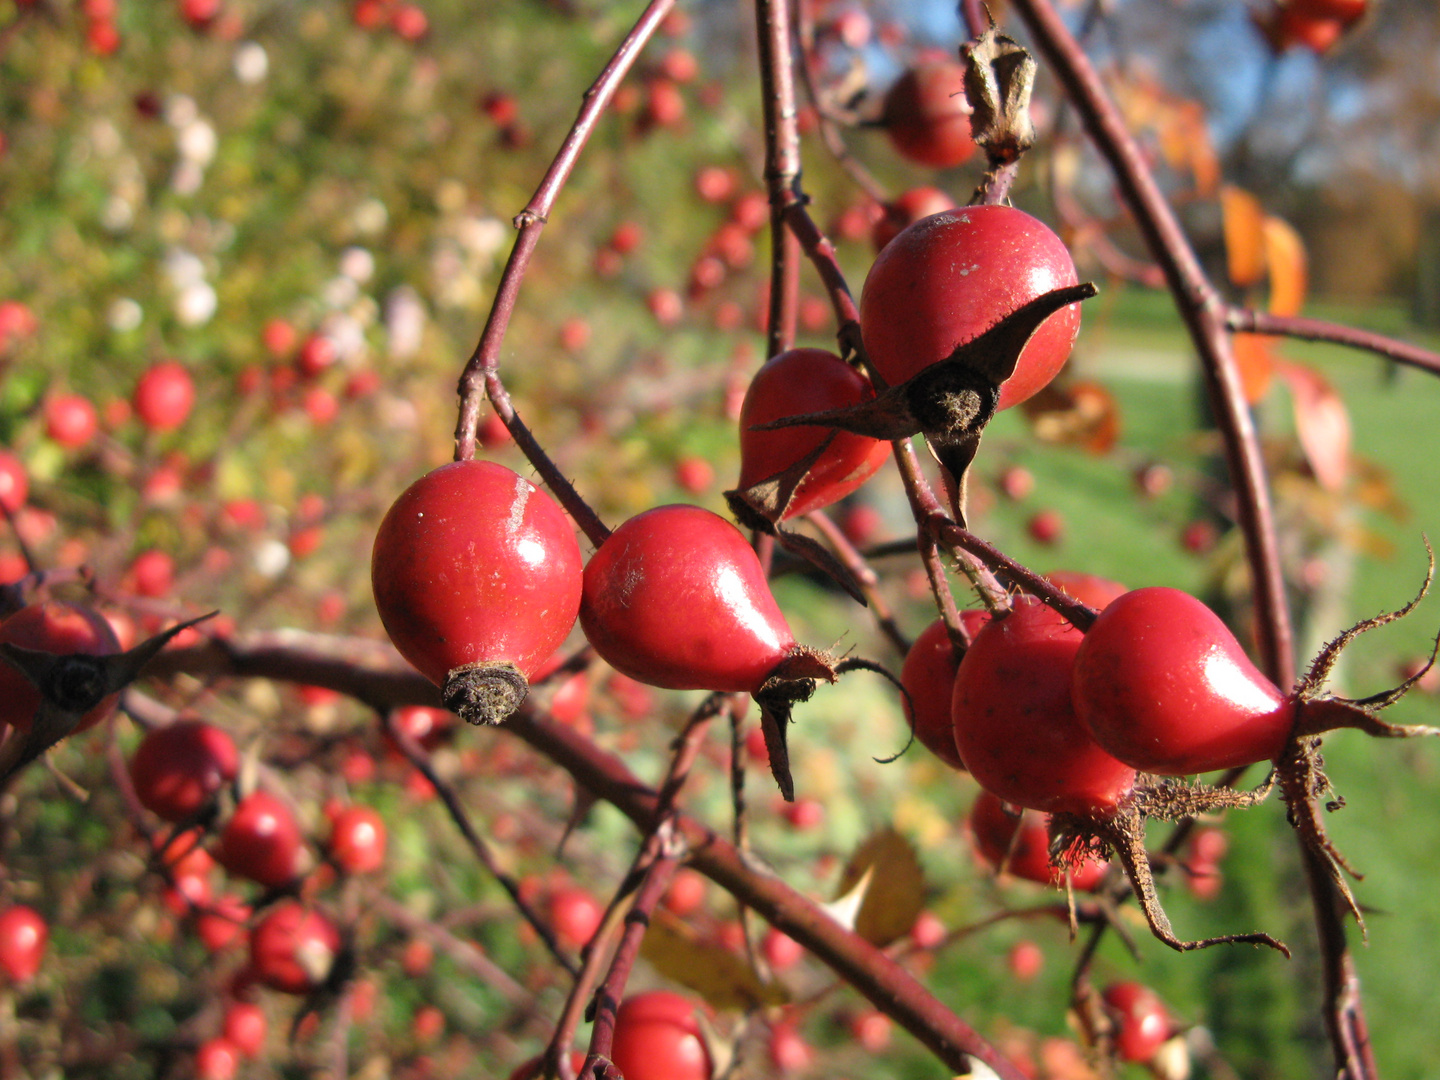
left=1071, top=587, right=1295, bottom=774
left=371, top=460, right=583, bottom=724
left=951, top=597, right=1136, bottom=815
left=859, top=205, right=1082, bottom=412
left=734, top=348, right=891, bottom=519
left=579, top=505, right=796, bottom=693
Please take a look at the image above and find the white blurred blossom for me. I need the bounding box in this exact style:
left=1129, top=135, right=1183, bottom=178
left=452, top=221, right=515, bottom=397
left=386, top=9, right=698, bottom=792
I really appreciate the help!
left=340, top=246, right=375, bottom=283
left=178, top=119, right=216, bottom=165
left=378, top=394, right=419, bottom=431
left=165, top=95, right=199, bottom=128
left=456, top=215, right=507, bottom=260
left=171, top=160, right=205, bottom=195
left=253, top=539, right=291, bottom=578
left=102, top=195, right=135, bottom=232
left=164, top=248, right=207, bottom=288
left=352, top=198, right=388, bottom=235
left=176, top=281, right=218, bottom=327
left=233, top=42, right=268, bottom=84
left=108, top=298, right=144, bottom=333
left=321, top=276, right=361, bottom=309
left=89, top=120, right=123, bottom=157
left=384, top=286, right=426, bottom=360
left=319, top=312, right=366, bottom=361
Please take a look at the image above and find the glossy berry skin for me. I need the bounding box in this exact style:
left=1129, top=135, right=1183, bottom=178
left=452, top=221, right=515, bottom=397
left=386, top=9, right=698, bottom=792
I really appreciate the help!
left=899, top=613, right=990, bottom=770
left=194, top=1037, right=240, bottom=1080
left=371, top=460, right=583, bottom=687
left=859, top=205, right=1082, bottom=412
left=967, top=789, right=1106, bottom=890
left=0, top=601, right=122, bottom=734
left=580, top=505, right=795, bottom=692
left=735, top=348, right=890, bottom=519
left=215, top=790, right=307, bottom=889
left=0, top=451, right=26, bottom=513
left=1072, top=587, right=1295, bottom=775
left=882, top=61, right=976, bottom=169
left=248, top=901, right=340, bottom=994
left=327, top=804, right=387, bottom=874
left=133, top=360, right=195, bottom=432
left=195, top=894, right=251, bottom=953
left=222, top=1000, right=267, bottom=1058
left=0, top=904, right=47, bottom=983
left=611, top=991, right=713, bottom=1080
left=952, top=597, right=1136, bottom=815
left=548, top=885, right=603, bottom=951
left=129, top=718, right=240, bottom=822
left=1102, top=982, right=1171, bottom=1063
left=44, top=393, right=99, bottom=449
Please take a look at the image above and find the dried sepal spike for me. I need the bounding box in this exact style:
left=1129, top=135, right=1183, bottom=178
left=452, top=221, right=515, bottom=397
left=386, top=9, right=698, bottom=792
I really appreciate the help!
left=724, top=434, right=869, bottom=605
left=0, top=611, right=219, bottom=787
left=753, top=648, right=839, bottom=802
left=1276, top=540, right=1440, bottom=928
left=1052, top=772, right=1289, bottom=956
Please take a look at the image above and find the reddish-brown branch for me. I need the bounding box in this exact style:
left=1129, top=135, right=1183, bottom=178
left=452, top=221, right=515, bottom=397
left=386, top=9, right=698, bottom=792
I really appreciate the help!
left=1009, top=0, right=1293, bottom=688
left=1226, top=307, right=1440, bottom=377
left=1010, top=2, right=1378, bottom=1074
left=454, top=0, right=680, bottom=546
left=146, top=633, right=1025, bottom=1080
left=549, top=698, right=716, bottom=1077
left=782, top=202, right=861, bottom=341
left=792, top=0, right=890, bottom=205
left=932, top=517, right=1099, bottom=633
left=580, top=830, right=683, bottom=1080
left=756, top=0, right=805, bottom=358
left=805, top=509, right=911, bottom=655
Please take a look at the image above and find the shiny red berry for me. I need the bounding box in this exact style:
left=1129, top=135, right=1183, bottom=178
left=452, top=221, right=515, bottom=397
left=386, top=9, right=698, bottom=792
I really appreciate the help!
left=735, top=348, right=890, bottom=519
left=580, top=505, right=796, bottom=693
left=371, top=460, right=583, bottom=723
left=860, top=205, right=1082, bottom=412
left=1071, top=587, right=1294, bottom=774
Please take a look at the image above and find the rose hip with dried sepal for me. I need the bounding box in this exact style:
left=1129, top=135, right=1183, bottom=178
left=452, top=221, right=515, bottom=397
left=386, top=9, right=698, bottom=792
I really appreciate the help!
left=580, top=504, right=852, bottom=799
left=371, top=460, right=583, bottom=725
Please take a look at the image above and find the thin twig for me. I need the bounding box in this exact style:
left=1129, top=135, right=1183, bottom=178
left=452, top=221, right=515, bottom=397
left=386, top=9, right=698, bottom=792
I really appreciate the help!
left=1009, top=0, right=1293, bottom=686
left=453, top=0, right=682, bottom=545
left=804, top=510, right=910, bottom=654
left=545, top=697, right=718, bottom=1077
left=756, top=0, right=805, bottom=358
left=381, top=709, right=579, bottom=978
left=1225, top=307, right=1440, bottom=377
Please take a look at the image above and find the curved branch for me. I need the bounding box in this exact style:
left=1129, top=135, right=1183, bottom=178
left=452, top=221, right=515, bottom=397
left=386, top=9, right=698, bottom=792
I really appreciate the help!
left=454, top=0, right=680, bottom=545
left=1009, top=0, right=1293, bottom=688
left=145, top=631, right=1025, bottom=1080
left=1226, top=307, right=1440, bottom=377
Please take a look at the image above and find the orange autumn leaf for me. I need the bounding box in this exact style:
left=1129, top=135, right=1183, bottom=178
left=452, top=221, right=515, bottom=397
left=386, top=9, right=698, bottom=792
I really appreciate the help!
left=1262, top=215, right=1308, bottom=316
left=1232, top=332, right=1276, bottom=404
left=1221, top=185, right=1267, bottom=288
left=1275, top=361, right=1350, bottom=492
